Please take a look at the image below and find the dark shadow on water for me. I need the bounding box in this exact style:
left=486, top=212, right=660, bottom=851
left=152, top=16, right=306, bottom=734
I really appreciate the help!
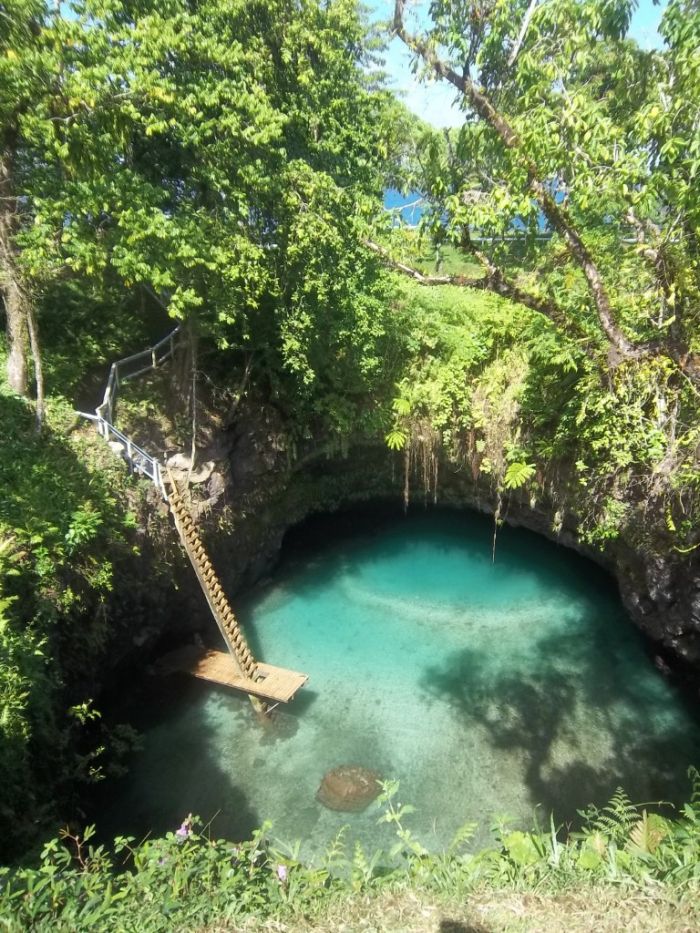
left=421, top=616, right=700, bottom=822
left=256, top=689, right=322, bottom=744
left=94, top=673, right=261, bottom=846
left=281, top=686, right=319, bottom=717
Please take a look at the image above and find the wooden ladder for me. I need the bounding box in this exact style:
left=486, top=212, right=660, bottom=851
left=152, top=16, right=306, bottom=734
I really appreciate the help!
left=166, top=472, right=307, bottom=714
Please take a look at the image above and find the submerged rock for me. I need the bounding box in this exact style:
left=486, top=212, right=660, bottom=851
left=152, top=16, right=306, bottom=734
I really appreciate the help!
left=316, top=766, right=382, bottom=812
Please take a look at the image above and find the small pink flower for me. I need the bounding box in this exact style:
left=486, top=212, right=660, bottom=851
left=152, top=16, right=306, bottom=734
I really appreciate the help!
left=276, top=864, right=288, bottom=883
left=176, top=818, right=192, bottom=841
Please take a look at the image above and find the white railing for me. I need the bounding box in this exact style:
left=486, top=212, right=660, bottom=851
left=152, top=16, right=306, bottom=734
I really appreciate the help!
left=79, top=326, right=182, bottom=499
left=96, top=327, right=181, bottom=424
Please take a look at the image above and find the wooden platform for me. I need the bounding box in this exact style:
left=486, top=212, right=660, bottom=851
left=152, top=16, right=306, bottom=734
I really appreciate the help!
left=157, top=646, right=308, bottom=704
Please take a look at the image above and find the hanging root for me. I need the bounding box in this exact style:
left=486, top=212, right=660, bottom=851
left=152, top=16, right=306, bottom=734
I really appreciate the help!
left=403, top=419, right=441, bottom=509
left=492, top=493, right=503, bottom=564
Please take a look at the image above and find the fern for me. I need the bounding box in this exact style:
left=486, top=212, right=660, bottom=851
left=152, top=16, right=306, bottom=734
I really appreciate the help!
left=584, top=787, right=639, bottom=845
left=392, top=397, right=412, bottom=417
left=627, top=810, right=669, bottom=855
left=689, top=766, right=700, bottom=813
left=503, top=461, right=536, bottom=490
left=350, top=841, right=381, bottom=891
left=322, top=825, right=348, bottom=873
left=385, top=429, right=407, bottom=451
left=447, top=820, right=478, bottom=856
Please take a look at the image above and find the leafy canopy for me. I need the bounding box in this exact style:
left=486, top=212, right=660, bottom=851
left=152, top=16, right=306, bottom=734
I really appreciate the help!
left=382, top=0, right=700, bottom=545
left=5, top=0, right=405, bottom=431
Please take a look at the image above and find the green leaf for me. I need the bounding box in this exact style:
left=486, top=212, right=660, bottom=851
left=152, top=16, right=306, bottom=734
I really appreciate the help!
left=385, top=429, right=407, bottom=451
left=577, top=847, right=603, bottom=870
left=503, top=462, right=536, bottom=490
left=392, top=398, right=412, bottom=416
left=503, top=831, right=540, bottom=866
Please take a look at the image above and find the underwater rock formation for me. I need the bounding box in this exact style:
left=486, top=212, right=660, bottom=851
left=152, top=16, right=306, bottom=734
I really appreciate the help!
left=316, top=766, right=382, bottom=812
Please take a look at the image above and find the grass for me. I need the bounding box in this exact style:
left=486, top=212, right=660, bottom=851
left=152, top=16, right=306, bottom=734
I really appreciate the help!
left=412, top=242, right=484, bottom=279
left=220, top=885, right=700, bottom=932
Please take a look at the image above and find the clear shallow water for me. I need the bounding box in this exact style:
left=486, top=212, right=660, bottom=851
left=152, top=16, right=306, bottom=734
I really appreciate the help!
left=100, top=508, right=700, bottom=855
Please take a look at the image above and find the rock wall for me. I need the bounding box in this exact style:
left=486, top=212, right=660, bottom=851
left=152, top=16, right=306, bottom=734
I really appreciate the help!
left=134, top=400, right=698, bottom=679
left=433, top=471, right=700, bottom=669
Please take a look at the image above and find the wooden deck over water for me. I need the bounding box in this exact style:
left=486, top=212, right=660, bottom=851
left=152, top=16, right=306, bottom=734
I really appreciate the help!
left=158, top=646, right=309, bottom=704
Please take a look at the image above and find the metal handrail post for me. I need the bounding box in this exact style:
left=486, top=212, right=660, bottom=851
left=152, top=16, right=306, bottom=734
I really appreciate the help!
left=78, top=325, right=182, bottom=497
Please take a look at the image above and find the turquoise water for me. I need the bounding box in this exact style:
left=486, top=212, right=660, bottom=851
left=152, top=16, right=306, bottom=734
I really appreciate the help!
left=101, top=508, right=700, bottom=855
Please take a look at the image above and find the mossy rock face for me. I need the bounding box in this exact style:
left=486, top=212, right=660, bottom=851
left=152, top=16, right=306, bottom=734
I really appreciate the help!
left=316, top=766, right=382, bottom=812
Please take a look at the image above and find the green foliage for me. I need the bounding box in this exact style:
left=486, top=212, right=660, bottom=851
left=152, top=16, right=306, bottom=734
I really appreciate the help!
left=500, top=830, right=545, bottom=867
left=0, top=0, right=410, bottom=861
left=380, top=0, right=700, bottom=548
left=376, top=780, right=428, bottom=859
left=0, top=393, right=136, bottom=859
left=503, top=461, right=536, bottom=490
left=2, top=0, right=700, bottom=895
left=4, top=0, right=405, bottom=439
left=0, top=821, right=283, bottom=931
left=385, top=428, right=407, bottom=451
left=415, top=0, right=700, bottom=346
left=2, top=779, right=700, bottom=930
left=383, top=273, right=700, bottom=545
left=579, top=787, right=640, bottom=846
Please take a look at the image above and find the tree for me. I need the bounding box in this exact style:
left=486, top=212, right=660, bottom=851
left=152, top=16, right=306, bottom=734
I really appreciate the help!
left=0, top=0, right=50, bottom=418
left=383, top=0, right=699, bottom=377
left=3, top=0, right=400, bottom=437
left=373, top=0, right=700, bottom=546
left=0, top=0, right=410, bottom=857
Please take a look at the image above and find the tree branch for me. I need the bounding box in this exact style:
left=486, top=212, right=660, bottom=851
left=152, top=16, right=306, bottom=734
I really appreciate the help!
left=365, top=238, right=592, bottom=347
left=365, top=239, right=486, bottom=287
left=392, top=0, right=643, bottom=360
left=625, top=207, right=685, bottom=351
left=508, top=0, right=539, bottom=67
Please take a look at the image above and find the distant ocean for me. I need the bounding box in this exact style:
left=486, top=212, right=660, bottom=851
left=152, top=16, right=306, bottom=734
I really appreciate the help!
left=383, top=188, right=551, bottom=235
left=383, top=188, right=424, bottom=225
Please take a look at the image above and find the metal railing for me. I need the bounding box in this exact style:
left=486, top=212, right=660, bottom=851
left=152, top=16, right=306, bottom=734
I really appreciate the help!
left=79, top=326, right=182, bottom=499
left=96, top=327, right=181, bottom=424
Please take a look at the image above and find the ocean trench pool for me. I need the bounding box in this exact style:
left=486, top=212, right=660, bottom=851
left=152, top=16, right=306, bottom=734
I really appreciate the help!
left=99, top=507, right=700, bottom=856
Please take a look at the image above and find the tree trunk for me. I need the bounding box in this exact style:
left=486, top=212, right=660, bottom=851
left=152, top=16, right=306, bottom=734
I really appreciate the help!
left=392, top=0, right=643, bottom=361
left=0, top=147, right=31, bottom=396
left=26, top=298, right=45, bottom=431
left=3, top=272, right=29, bottom=395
